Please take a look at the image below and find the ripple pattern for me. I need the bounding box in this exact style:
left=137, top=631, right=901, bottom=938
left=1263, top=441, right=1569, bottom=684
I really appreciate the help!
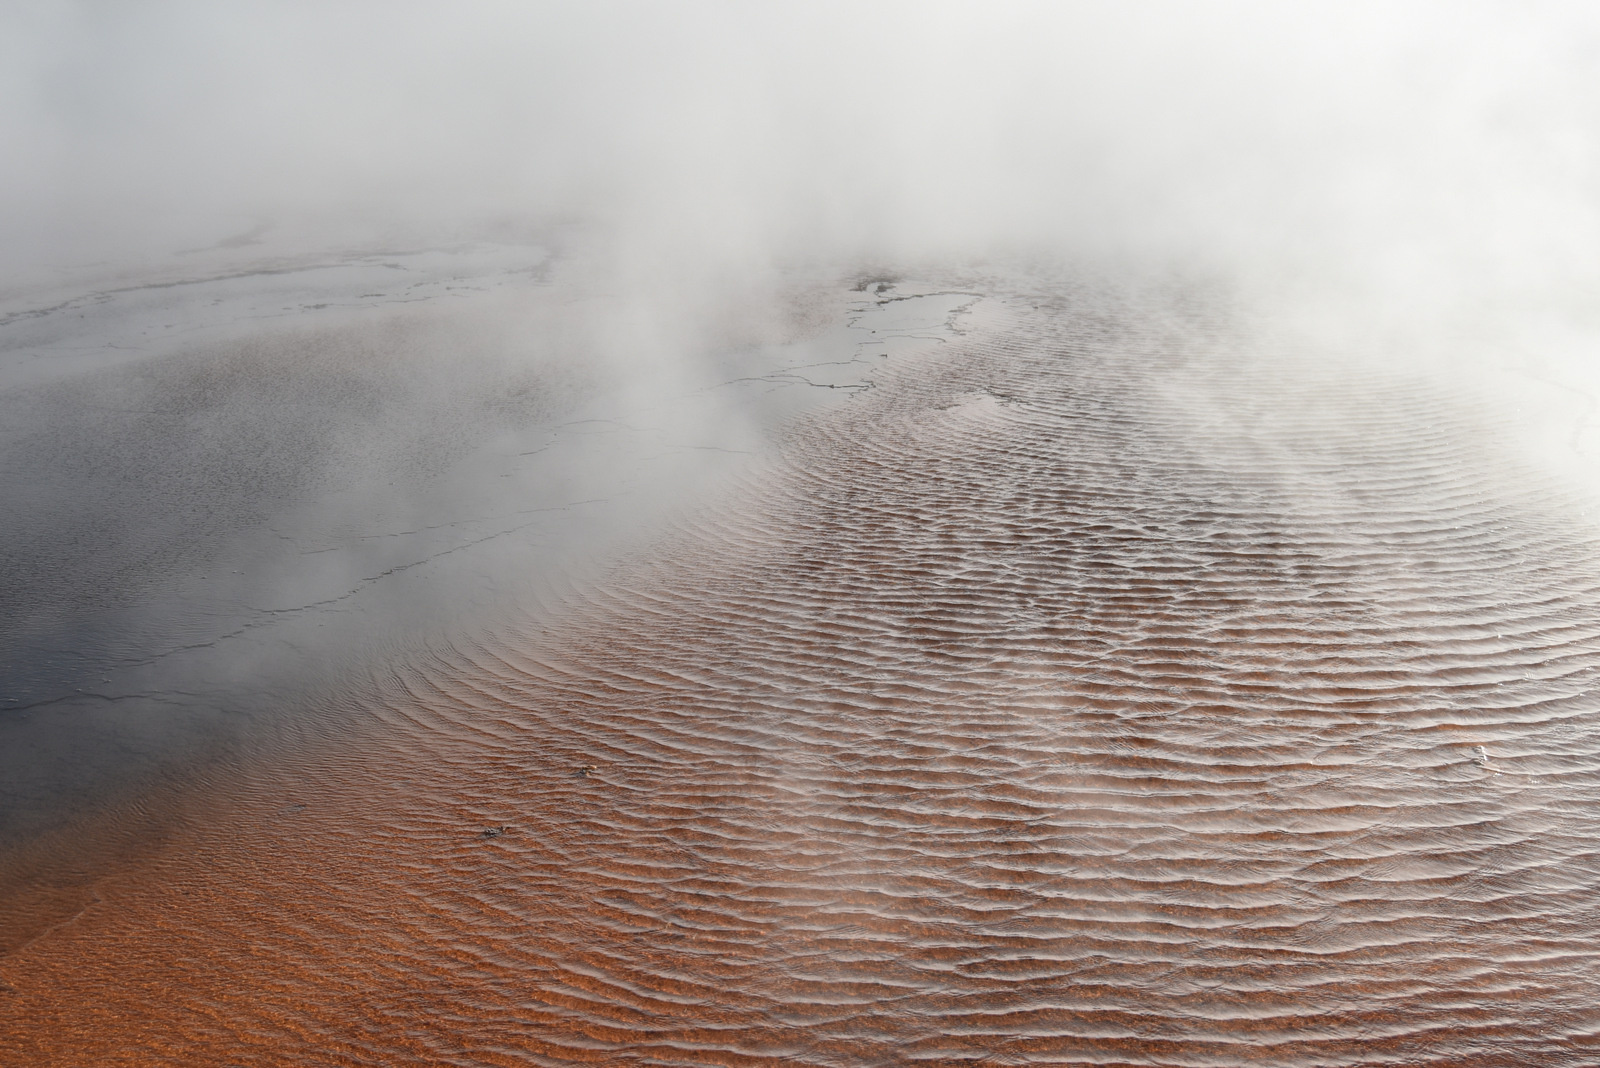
left=5, top=278, right=1600, bottom=1066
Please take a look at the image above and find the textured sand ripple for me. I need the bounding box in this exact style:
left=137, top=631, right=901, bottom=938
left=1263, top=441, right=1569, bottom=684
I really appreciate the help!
left=4, top=277, right=1600, bottom=1065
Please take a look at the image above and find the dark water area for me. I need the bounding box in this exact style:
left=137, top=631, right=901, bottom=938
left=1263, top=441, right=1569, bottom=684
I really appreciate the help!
left=0, top=249, right=966, bottom=954
left=4, top=268, right=1600, bottom=1065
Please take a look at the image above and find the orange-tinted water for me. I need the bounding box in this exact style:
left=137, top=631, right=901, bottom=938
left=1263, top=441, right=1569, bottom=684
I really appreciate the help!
left=4, top=278, right=1600, bottom=1066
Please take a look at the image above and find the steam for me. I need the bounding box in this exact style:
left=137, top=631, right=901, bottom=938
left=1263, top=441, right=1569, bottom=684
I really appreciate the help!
left=5, top=2, right=1600, bottom=502
left=4, top=3, right=1596, bottom=307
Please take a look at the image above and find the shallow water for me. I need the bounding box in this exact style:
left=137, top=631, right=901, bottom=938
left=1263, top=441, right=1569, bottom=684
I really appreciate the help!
left=3, top=271, right=1600, bottom=1065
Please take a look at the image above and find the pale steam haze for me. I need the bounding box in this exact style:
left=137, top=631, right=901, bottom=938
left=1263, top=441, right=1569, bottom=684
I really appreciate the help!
left=12, top=0, right=1600, bottom=478
left=9, top=4, right=1600, bottom=1065
left=6, top=3, right=1597, bottom=300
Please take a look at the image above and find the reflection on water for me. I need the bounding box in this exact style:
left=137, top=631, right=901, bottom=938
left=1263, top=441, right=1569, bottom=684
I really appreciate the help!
left=3, top=271, right=1600, bottom=1065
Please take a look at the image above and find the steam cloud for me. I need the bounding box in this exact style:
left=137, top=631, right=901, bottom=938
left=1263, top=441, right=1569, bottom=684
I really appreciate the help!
left=5, top=2, right=1597, bottom=319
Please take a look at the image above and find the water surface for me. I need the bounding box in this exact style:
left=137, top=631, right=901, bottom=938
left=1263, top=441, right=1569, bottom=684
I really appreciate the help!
left=3, top=269, right=1598, bottom=1066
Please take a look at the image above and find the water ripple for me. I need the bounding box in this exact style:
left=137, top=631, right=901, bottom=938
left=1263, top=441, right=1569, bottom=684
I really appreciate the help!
left=5, top=279, right=1600, bottom=1065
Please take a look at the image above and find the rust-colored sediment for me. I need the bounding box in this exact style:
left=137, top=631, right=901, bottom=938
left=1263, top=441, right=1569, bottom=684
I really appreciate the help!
left=4, top=280, right=1600, bottom=1066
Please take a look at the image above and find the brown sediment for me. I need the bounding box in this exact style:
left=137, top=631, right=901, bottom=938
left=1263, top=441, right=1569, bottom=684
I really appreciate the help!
left=4, top=277, right=1600, bottom=1066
